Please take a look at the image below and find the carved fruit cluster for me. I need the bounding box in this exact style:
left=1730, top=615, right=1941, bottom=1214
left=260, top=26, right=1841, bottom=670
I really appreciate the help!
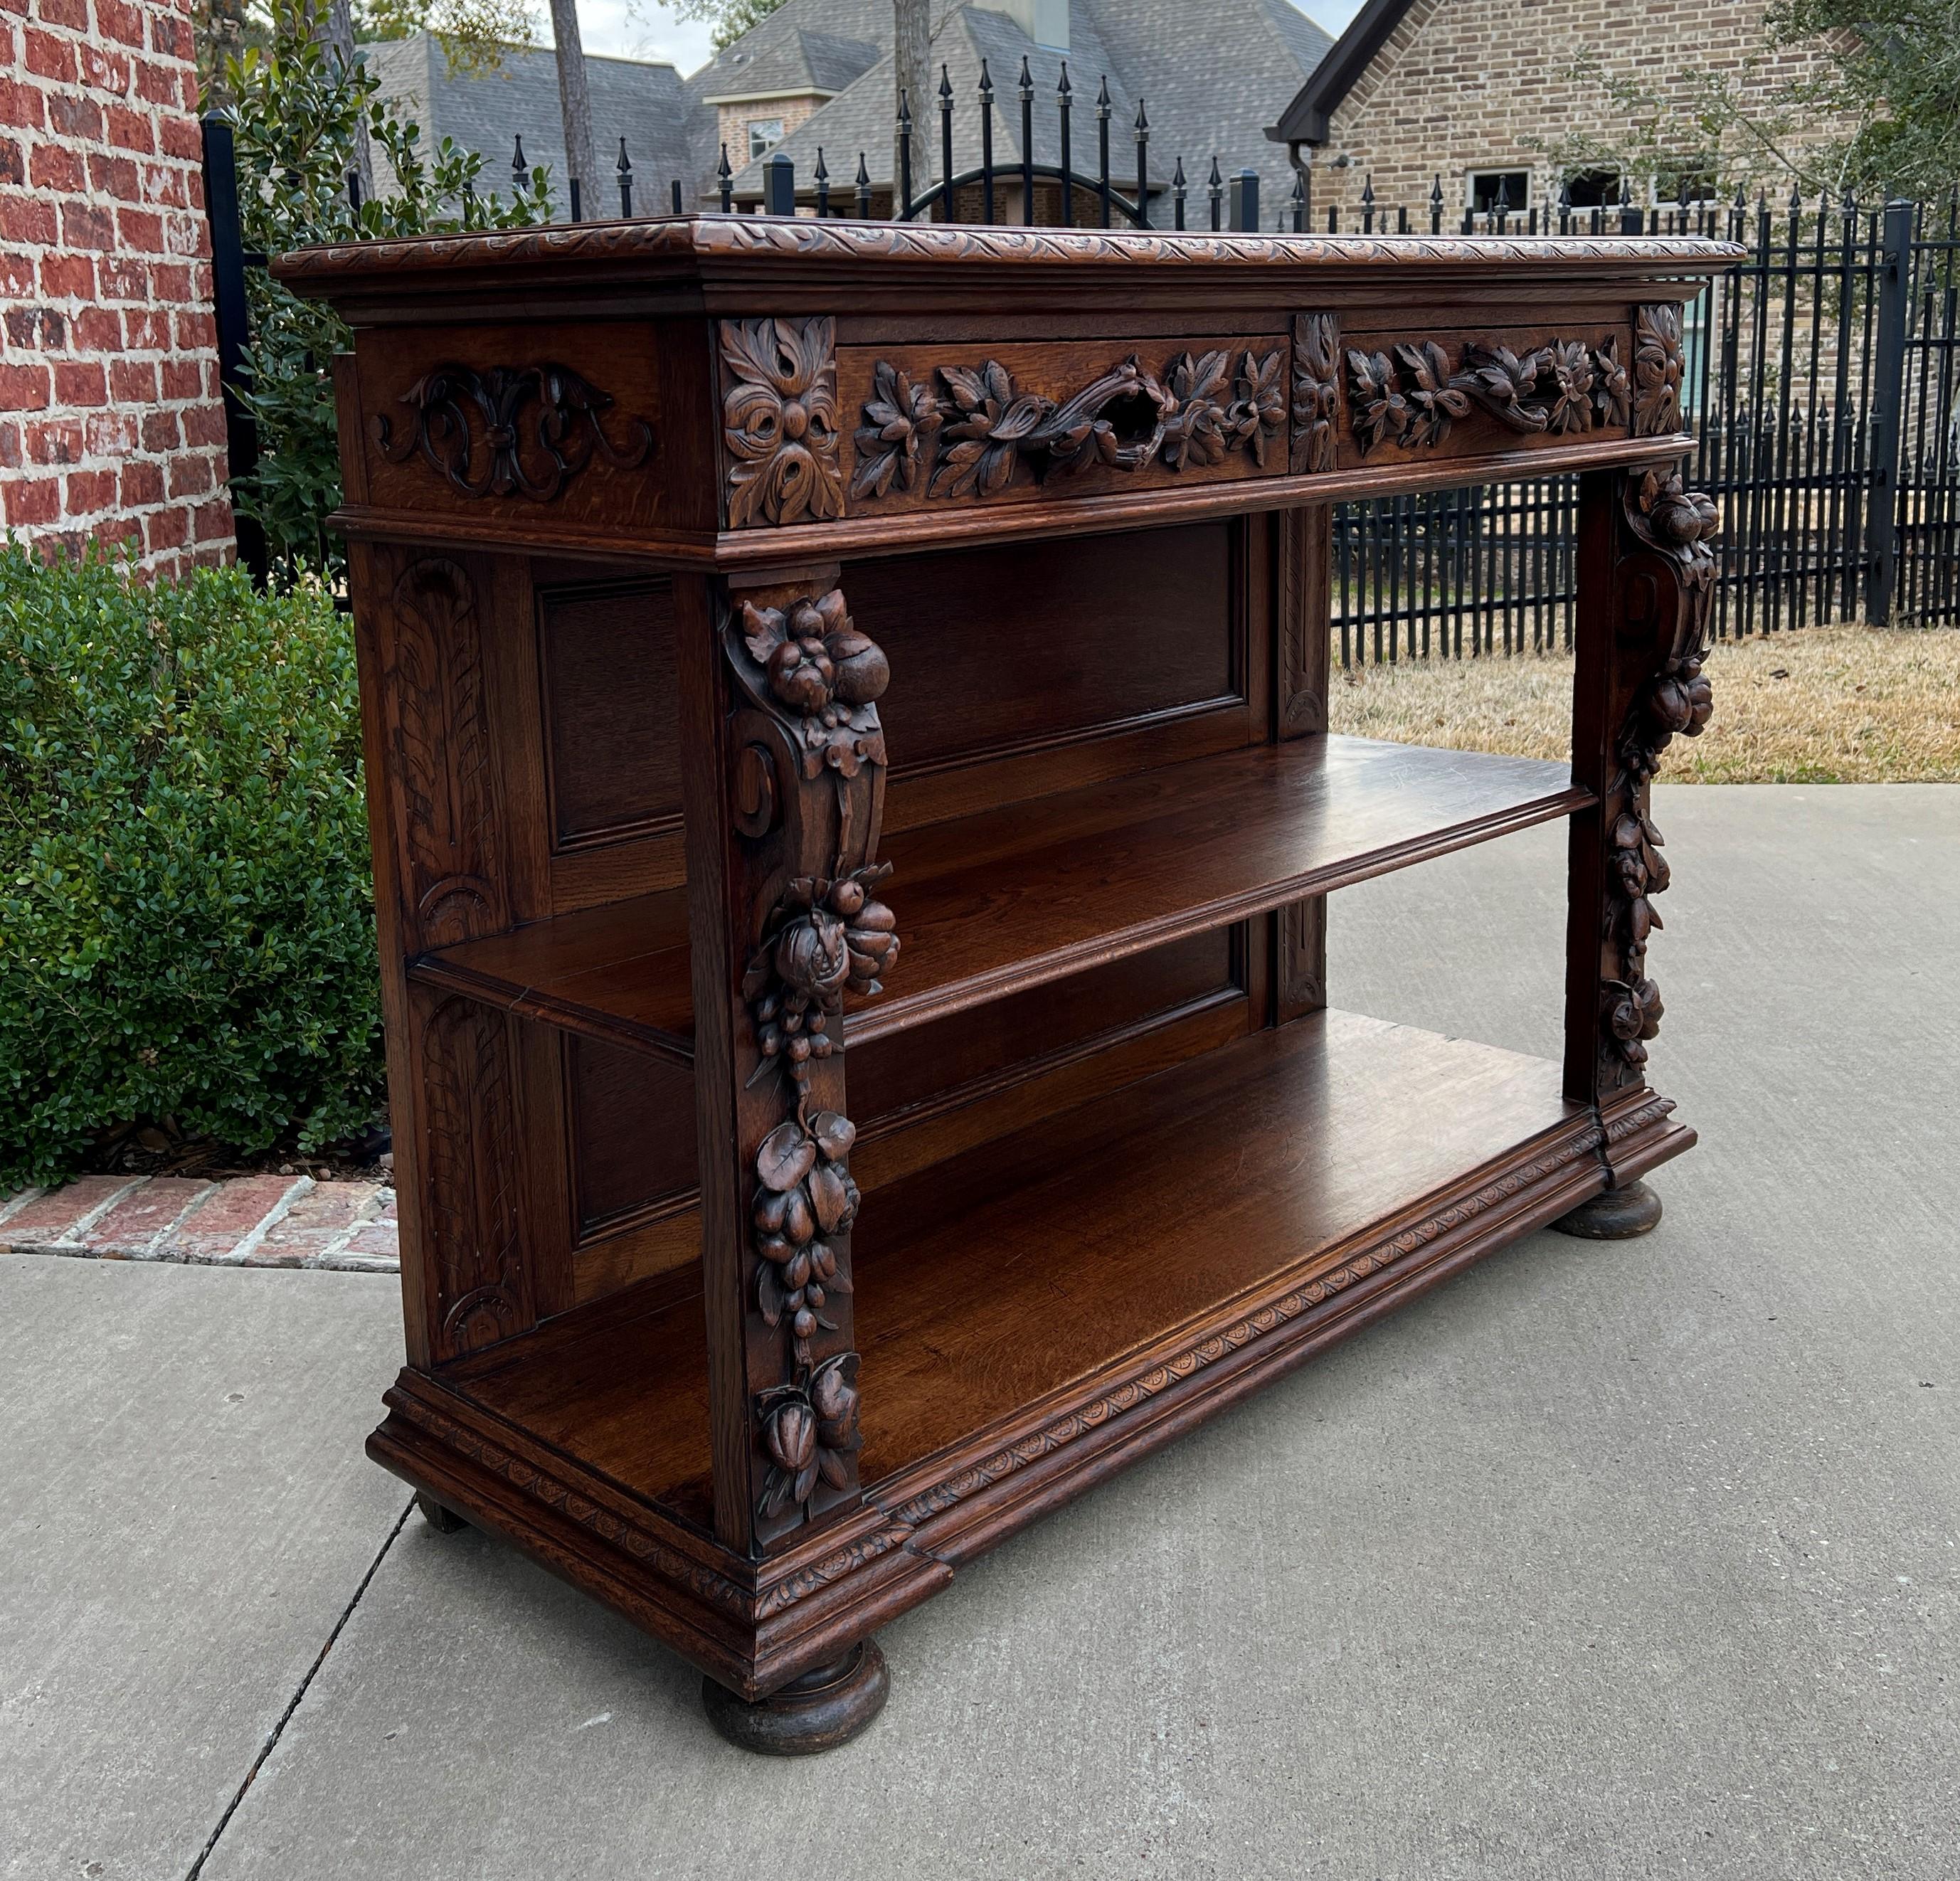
left=757, top=1353, right=862, bottom=1520
left=739, top=590, right=890, bottom=780
left=1604, top=805, right=1671, bottom=1069
left=752, top=1108, right=859, bottom=1360
left=744, top=864, right=899, bottom=1103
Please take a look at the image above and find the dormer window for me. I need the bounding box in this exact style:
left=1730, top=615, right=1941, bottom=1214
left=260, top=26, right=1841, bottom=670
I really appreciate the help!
left=748, top=117, right=785, bottom=160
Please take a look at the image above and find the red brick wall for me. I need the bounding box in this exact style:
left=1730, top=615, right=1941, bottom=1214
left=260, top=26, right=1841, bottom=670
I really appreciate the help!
left=0, top=0, right=234, bottom=576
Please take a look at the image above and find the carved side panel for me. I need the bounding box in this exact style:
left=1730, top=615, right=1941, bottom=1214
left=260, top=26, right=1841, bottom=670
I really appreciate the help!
left=418, top=992, right=532, bottom=1358
left=718, top=581, right=896, bottom=1544
left=382, top=556, right=509, bottom=950
left=1289, top=313, right=1339, bottom=475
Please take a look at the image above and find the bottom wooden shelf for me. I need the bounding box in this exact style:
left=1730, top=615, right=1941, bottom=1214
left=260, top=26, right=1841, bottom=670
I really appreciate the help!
left=372, top=1010, right=1693, bottom=1692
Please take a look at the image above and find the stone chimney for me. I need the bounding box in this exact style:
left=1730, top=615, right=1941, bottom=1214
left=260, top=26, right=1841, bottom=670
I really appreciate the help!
left=998, top=0, right=1069, bottom=51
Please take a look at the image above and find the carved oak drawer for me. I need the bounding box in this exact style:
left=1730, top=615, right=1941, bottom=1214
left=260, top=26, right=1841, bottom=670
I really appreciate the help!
left=783, top=332, right=1288, bottom=526
left=349, top=321, right=665, bottom=534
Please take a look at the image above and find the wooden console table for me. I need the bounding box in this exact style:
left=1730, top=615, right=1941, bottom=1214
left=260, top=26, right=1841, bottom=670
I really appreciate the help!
left=283, top=218, right=1736, bottom=1752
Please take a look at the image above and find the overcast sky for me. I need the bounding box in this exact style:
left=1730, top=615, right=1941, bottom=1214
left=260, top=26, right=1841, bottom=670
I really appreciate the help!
left=574, top=0, right=1366, bottom=73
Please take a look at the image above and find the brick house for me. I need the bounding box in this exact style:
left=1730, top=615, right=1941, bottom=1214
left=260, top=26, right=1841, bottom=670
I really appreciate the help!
left=0, top=0, right=233, bottom=575
left=1265, top=0, right=1845, bottom=224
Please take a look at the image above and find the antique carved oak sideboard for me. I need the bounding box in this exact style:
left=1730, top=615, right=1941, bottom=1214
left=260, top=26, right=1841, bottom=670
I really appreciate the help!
left=281, top=216, right=1737, bottom=1753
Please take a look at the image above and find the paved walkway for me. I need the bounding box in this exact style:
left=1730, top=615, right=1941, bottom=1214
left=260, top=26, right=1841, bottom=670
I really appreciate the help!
left=4, top=786, right=1956, bottom=1881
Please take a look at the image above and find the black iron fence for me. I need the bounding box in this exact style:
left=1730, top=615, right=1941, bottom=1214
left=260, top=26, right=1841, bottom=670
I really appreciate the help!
left=1333, top=190, right=1960, bottom=660
left=204, top=70, right=1959, bottom=644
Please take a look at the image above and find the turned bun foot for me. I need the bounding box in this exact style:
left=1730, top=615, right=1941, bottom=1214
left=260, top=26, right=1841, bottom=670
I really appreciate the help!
left=1552, top=1179, right=1663, bottom=1239
left=701, top=1641, right=889, bottom=1755
left=415, top=1490, right=468, bottom=1532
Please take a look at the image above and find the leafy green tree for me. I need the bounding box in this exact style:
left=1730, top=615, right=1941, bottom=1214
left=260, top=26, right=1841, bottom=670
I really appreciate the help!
left=1530, top=1, right=1960, bottom=203
left=220, top=0, right=551, bottom=573
left=1771, top=0, right=1960, bottom=199
left=673, top=0, right=788, bottom=54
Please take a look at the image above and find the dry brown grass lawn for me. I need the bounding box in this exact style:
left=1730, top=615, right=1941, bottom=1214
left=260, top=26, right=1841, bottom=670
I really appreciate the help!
left=1328, top=624, right=1960, bottom=782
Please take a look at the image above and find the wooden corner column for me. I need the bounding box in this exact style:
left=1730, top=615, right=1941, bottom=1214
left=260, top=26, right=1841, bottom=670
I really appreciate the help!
left=1559, top=443, right=1717, bottom=1234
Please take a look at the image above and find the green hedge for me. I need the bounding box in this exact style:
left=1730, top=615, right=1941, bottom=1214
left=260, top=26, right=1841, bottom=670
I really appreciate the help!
left=0, top=543, right=383, bottom=1188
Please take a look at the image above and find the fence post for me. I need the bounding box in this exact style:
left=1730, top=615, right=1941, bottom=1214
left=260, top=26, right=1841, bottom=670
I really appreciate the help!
left=1229, top=168, right=1258, bottom=233
left=763, top=151, right=795, bottom=216
left=198, top=113, right=267, bottom=586
left=1865, top=199, right=1914, bottom=625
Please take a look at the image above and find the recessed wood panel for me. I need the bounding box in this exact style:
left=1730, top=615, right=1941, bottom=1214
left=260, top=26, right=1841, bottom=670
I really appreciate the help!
left=852, top=524, right=1238, bottom=778
left=538, top=578, right=680, bottom=849
left=852, top=927, right=1237, bottom=1128
left=567, top=1036, right=697, bottom=1239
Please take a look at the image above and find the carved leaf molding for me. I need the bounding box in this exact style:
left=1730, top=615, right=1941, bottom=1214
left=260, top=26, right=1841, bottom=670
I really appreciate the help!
left=1601, top=469, right=1719, bottom=1072
left=386, top=558, right=507, bottom=948
left=374, top=362, right=651, bottom=500
left=1345, top=334, right=1633, bottom=454
left=852, top=346, right=1286, bottom=504
left=1289, top=313, right=1340, bottom=474
left=721, top=316, right=846, bottom=528
left=1632, top=303, right=1686, bottom=437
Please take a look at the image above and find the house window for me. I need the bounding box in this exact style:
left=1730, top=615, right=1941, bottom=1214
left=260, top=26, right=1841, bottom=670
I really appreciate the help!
left=1653, top=161, right=1720, bottom=208
left=1467, top=169, right=1529, bottom=216
left=748, top=118, right=785, bottom=161
left=1563, top=168, right=1621, bottom=210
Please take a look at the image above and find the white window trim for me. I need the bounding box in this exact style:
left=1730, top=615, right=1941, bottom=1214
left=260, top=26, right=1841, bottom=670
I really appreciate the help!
left=1650, top=170, right=1720, bottom=209
left=748, top=117, right=786, bottom=161
left=1466, top=166, right=1531, bottom=213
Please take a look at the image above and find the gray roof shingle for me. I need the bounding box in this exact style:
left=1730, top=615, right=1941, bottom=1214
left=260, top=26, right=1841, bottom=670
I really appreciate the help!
left=367, top=35, right=714, bottom=214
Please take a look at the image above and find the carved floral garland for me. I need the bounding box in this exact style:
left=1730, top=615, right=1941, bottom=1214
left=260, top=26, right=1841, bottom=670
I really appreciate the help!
left=1602, top=470, right=1719, bottom=1070
left=1345, top=336, right=1633, bottom=454
left=852, top=346, right=1286, bottom=502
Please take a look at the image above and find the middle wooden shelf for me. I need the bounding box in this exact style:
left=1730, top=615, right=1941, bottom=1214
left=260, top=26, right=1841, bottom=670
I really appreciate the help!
left=410, top=733, right=1591, bottom=1062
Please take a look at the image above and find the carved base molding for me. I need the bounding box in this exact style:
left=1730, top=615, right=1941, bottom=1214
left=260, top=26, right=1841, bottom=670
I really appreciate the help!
left=364, top=1091, right=1690, bottom=1698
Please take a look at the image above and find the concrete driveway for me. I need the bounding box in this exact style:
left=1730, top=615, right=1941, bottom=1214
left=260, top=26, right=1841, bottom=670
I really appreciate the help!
left=5, top=785, right=1956, bottom=1880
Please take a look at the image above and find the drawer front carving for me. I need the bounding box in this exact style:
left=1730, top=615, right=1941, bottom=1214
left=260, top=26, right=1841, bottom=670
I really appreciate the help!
left=1328, top=323, right=1635, bottom=469
left=839, top=334, right=1287, bottom=516
left=355, top=323, right=662, bottom=532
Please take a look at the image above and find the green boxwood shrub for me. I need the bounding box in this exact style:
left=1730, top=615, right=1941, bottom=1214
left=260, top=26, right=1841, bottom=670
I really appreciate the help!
left=0, top=542, right=383, bottom=1188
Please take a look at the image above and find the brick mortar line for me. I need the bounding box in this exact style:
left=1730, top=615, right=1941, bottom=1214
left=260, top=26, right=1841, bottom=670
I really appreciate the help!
left=208, top=1175, right=313, bottom=1266
left=125, top=1178, right=221, bottom=1259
